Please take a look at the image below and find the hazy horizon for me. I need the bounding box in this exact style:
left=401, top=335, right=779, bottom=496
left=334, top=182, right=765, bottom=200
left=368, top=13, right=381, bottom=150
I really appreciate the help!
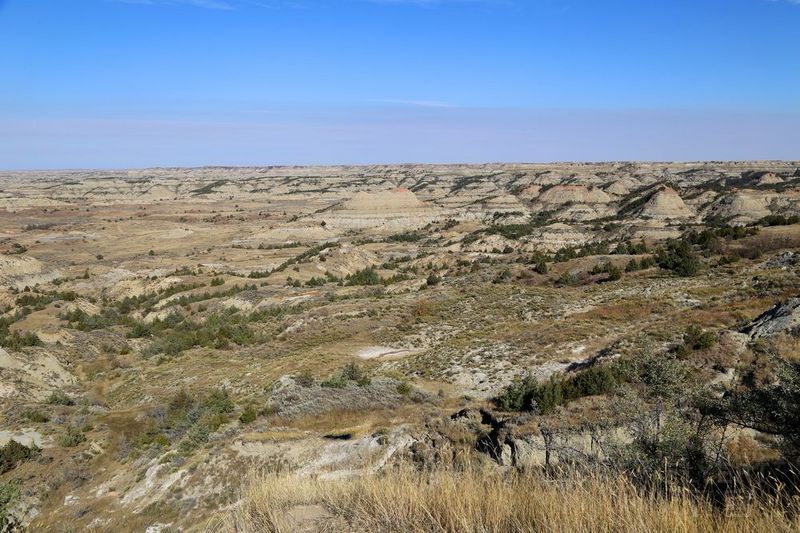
left=2, top=0, right=799, bottom=169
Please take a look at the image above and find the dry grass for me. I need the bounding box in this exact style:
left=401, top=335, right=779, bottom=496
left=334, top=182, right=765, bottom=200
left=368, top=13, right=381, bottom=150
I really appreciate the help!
left=210, top=467, right=800, bottom=533
left=573, top=302, right=654, bottom=322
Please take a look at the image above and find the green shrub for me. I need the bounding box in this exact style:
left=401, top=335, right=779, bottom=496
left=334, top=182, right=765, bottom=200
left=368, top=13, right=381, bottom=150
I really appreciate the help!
left=562, top=365, right=620, bottom=399
left=127, top=321, right=152, bottom=338
left=396, top=381, right=412, bottom=395
left=239, top=405, right=257, bottom=424
left=493, top=269, right=512, bottom=284
left=57, top=427, right=86, bottom=447
left=22, top=410, right=49, bottom=423
left=305, top=276, right=326, bottom=287
left=345, top=267, right=382, bottom=286
left=497, top=375, right=537, bottom=411
left=321, top=374, right=347, bottom=389
left=682, top=325, right=716, bottom=351
left=655, top=240, right=701, bottom=277
left=640, top=256, right=657, bottom=269
left=613, top=240, right=648, bottom=255
left=341, top=362, right=366, bottom=383
left=498, top=364, right=623, bottom=414
left=295, top=369, right=315, bottom=387
left=759, top=214, right=800, bottom=226
left=61, top=307, right=123, bottom=332
left=592, top=261, right=622, bottom=281
left=128, top=387, right=239, bottom=455
left=46, top=390, right=74, bottom=406
left=0, top=480, right=21, bottom=530
left=607, top=264, right=622, bottom=281
left=635, top=353, right=690, bottom=399
left=0, top=330, right=41, bottom=351
left=702, top=359, right=800, bottom=456
left=555, top=271, right=582, bottom=286
left=142, top=309, right=260, bottom=357
left=553, top=240, right=612, bottom=263
left=204, top=388, right=234, bottom=414
left=184, top=422, right=211, bottom=449
left=272, top=242, right=339, bottom=273
left=10, top=243, right=26, bottom=254
left=0, top=440, right=40, bottom=474
left=387, top=232, right=423, bottom=243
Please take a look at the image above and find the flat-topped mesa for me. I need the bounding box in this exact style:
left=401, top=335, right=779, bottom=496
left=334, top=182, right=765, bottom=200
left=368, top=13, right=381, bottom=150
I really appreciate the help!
left=462, top=193, right=530, bottom=223
left=636, top=186, right=695, bottom=220
left=322, top=187, right=438, bottom=231
left=339, top=188, right=427, bottom=213
left=537, top=185, right=612, bottom=205
left=524, top=222, right=593, bottom=252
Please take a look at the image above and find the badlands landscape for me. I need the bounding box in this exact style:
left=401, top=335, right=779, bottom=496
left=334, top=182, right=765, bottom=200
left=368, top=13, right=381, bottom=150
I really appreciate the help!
left=1, top=161, right=800, bottom=531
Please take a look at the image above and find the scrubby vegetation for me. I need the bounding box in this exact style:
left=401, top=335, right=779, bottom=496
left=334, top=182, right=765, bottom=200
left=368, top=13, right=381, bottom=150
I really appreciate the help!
left=760, top=214, right=800, bottom=226
left=0, top=324, right=40, bottom=351
left=122, top=388, right=236, bottom=455
left=0, top=440, right=40, bottom=474
left=321, top=362, right=371, bottom=388
left=0, top=481, right=21, bottom=530
left=57, top=427, right=87, bottom=448
left=498, top=363, right=625, bottom=413
left=676, top=325, right=716, bottom=357
left=140, top=309, right=262, bottom=357
left=5, top=164, right=800, bottom=531
left=655, top=239, right=702, bottom=276
left=345, top=266, right=382, bottom=286
left=703, top=359, right=800, bottom=458
left=45, top=390, right=74, bottom=406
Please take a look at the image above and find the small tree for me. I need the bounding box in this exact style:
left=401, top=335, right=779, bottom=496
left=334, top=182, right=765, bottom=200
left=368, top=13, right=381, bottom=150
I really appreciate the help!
left=607, top=263, right=622, bottom=281
left=656, top=240, right=701, bottom=277
left=704, top=359, right=800, bottom=458
left=239, top=405, right=257, bottom=424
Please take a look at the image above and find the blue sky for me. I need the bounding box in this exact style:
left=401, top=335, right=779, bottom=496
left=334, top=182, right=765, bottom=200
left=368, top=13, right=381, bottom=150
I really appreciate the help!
left=0, top=0, right=798, bottom=169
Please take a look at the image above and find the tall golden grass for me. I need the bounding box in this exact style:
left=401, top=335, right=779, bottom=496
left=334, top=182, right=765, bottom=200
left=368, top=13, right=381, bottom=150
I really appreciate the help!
left=210, top=467, right=800, bottom=532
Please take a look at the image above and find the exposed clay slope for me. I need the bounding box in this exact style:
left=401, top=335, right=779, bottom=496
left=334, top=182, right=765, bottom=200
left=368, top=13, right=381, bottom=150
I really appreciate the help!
left=538, top=185, right=612, bottom=205
left=636, top=186, right=695, bottom=220
left=707, top=191, right=772, bottom=223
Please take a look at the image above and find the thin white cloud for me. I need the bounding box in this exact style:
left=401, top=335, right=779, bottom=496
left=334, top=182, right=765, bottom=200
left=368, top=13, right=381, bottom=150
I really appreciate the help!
left=370, top=98, right=458, bottom=108
left=107, top=0, right=236, bottom=9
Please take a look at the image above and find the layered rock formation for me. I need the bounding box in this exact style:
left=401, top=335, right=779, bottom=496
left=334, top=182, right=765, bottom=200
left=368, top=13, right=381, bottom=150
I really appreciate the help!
left=635, top=186, right=695, bottom=220
left=741, top=298, right=800, bottom=339
left=321, top=188, right=439, bottom=231
left=707, top=191, right=771, bottom=224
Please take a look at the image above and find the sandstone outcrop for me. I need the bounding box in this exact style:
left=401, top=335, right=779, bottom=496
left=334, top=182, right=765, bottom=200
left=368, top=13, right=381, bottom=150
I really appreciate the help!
left=741, top=298, right=800, bottom=339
